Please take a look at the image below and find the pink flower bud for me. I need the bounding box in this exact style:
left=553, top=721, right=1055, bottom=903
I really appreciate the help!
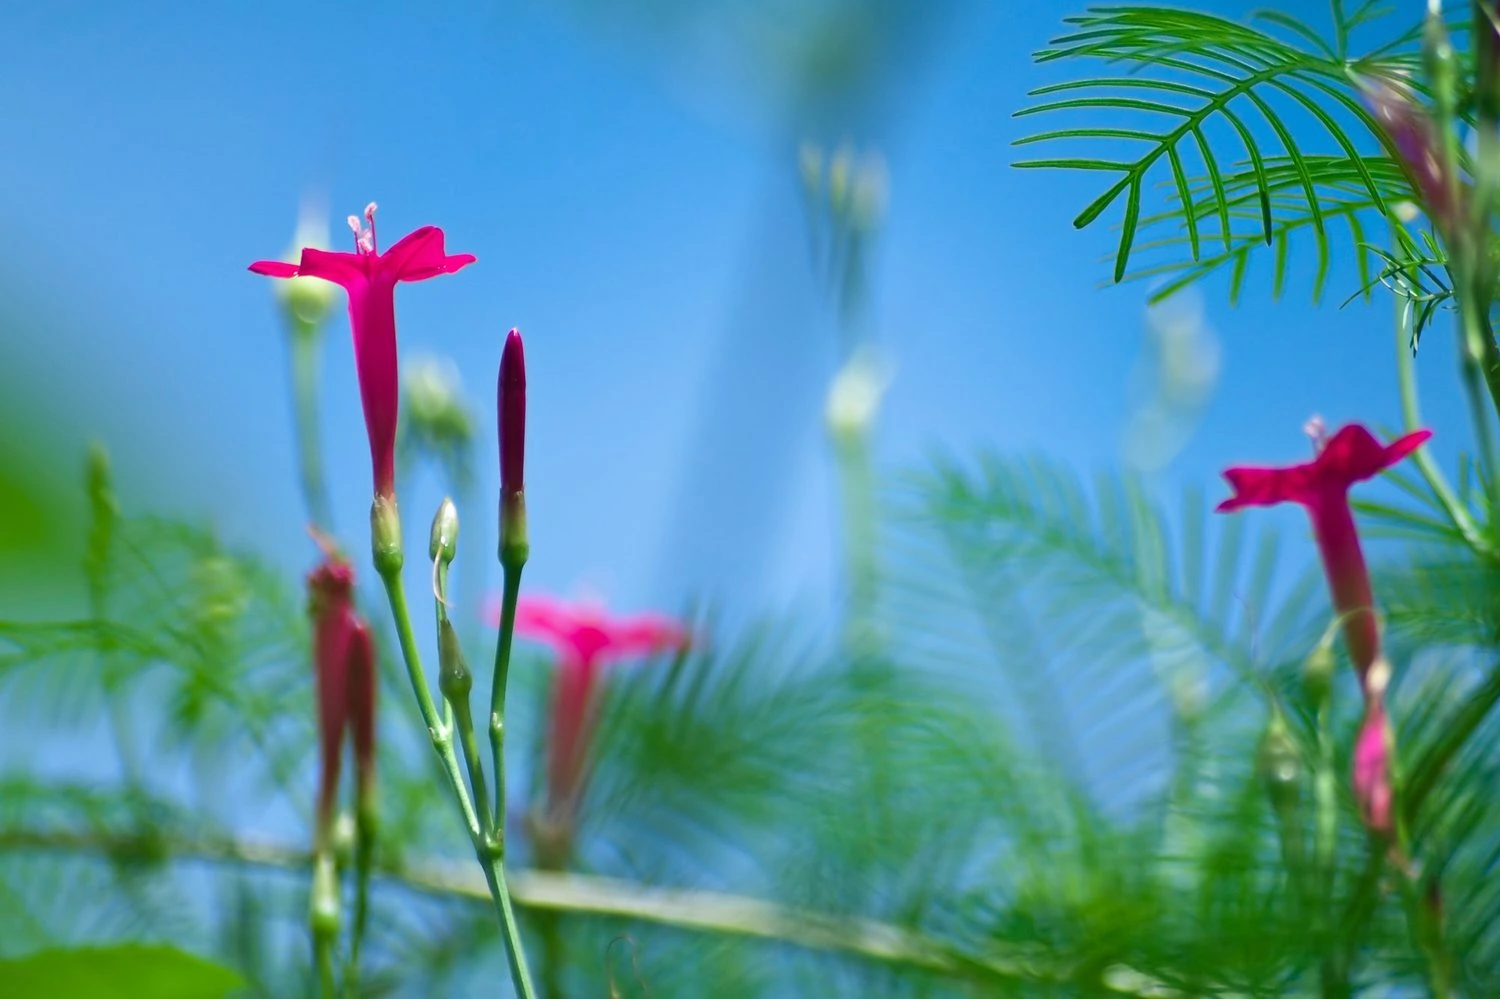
left=499, top=328, right=527, bottom=501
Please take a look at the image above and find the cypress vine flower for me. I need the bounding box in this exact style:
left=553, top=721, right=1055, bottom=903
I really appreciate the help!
left=307, top=538, right=378, bottom=846
left=491, top=595, right=688, bottom=859
left=1216, top=422, right=1431, bottom=685
left=1360, top=79, right=1465, bottom=242
left=251, top=204, right=476, bottom=499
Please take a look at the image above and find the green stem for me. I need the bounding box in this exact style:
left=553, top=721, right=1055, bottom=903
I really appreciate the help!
left=315, top=938, right=336, bottom=999
left=483, top=859, right=539, bottom=999
left=538, top=911, right=565, bottom=999
left=290, top=330, right=334, bottom=532
left=436, top=560, right=494, bottom=837
left=485, top=558, right=539, bottom=999
left=382, top=554, right=536, bottom=997
left=1393, top=283, right=1491, bottom=555
left=489, top=565, right=524, bottom=835
left=376, top=567, right=481, bottom=840
left=2, top=826, right=1170, bottom=997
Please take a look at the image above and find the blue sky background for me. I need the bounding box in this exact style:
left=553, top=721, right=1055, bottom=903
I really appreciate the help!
left=0, top=0, right=1472, bottom=644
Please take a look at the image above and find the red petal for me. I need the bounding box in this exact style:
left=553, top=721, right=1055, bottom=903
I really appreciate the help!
left=249, top=259, right=300, bottom=278
left=296, top=247, right=368, bottom=288
left=347, top=619, right=377, bottom=786
left=382, top=225, right=477, bottom=282
left=1215, top=464, right=1317, bottom=511
left=606, top=615, right=690, bottom=659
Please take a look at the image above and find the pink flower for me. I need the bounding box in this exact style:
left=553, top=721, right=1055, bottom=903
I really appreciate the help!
left=1352, top=699, right=1394, bottom=839
left=307, top=540, right=378, bottom=843
left=1361, top=80, right=1464, bottom=239
left=251, top=204, right=476, bottom=499
left=492, top=595, right=688, bottom=831
left=1217, top=423, right=1431, bottom=683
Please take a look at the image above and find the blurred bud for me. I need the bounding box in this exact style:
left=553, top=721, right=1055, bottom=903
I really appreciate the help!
left=1303, top=626, right=1337, bottom=708
left=84, top=442, right=118, bottom=583
left=1257, top=705, right=1301, bottom=816
left=370, top=495, right=403, bottom=578
left=847, top=152, right=890, bottom=233
left=309, top=853, right=341, bottom=941
left=798, top=141, right=824, bottom=196
left=276, top=202, right=339, bottom=334
left=347, top=620, right=377, bottom=806
left=401, top=355, right=475, bottom=460
left=330, top=811, right=357, bottom=864
left=437, top=617, right=473, bottom=703
left=1352, top=698, right=1395, bottom=839
left=430, top=497, right=459, bottom=565
left=826, top=345, right=893, bottom=443
left=828, top=141, right=854, bottom=216
left=498, top=329, right=530, bottom=569
left=1361, top=79, right=1463, bottom=240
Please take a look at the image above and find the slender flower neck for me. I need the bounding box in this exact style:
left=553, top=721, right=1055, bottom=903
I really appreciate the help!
left=349, top=202, right=379, bottom=256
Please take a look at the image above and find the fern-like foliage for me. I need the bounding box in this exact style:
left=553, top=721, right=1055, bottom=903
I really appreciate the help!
left=1014, top=3, right=1454, bottom=300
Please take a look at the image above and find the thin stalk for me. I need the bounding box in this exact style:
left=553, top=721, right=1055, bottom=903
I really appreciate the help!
left=376, top=567, right=481, bottom=840
left=1393, top=283, right=1491, bottom=554
left=315, top=938, right=336, bottom=999
left=4, top=825, right=1175, bottom=997
left=489, top=566, right=524, bottom=835
left=383, top=553, right=536, bottom=998
left=290, top=330, right=334, bottom=532
left=538, top=911, right=565, bottom=999
left=483, top=859, right=539, bottom=999
left=437, top=559, right=494, bottom=838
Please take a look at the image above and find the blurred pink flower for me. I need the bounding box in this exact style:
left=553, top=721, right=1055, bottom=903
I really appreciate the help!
left=493, top=594, right=688, bottom=836
left=1217, top=423, right=1430, bottom=683
left=307, top=540, right=377, bottom=843
left=251, top=204, right=476, bottom=498
left=1352, top=699, right=1394, bottom=839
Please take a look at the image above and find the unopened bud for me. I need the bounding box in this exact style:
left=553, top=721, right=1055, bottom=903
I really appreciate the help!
left=1361, top=79, right=1463, bottom=240
left=330, top=811, right=357, bottom=864
left=84, top=442, right=118, bottom=581
left=430, top=497, right=459, bottom=565
left=1257, top=705, right=1301, bottom=816
left=371, top=495, right=403, bottom=578
left=1352, top=699, right=1395, bottom=839
left=401, top=356, right=475, bottom=456
left=826, top=345, right=892, bottom=442
left=498, top=329, right=530, bottom=569
left=277, top=206, right=338, bottom=334
left=437, top=617, right=473, bottom=703
left=1303, top=628, right=1337, bottom=708
left=309, top=853, right=341, bottom=941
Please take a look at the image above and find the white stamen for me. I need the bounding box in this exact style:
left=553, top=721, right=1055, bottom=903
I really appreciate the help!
left=1304, top=414, right=1328, bottom=453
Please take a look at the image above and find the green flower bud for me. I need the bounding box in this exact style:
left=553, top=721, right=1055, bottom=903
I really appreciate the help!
left=437, top=617, right=473, bottom=704
left=370, top=495, right=403, bottom=579
left=276, top=207, right=339, bottom=335
left=1303, top=626, right=1337, bottom=708
left=309, top=853, right=341, bottom=941
left=429, top=497, right=459, bottom=565
left=825, top=345, right=892, bottom=443
left=1257, top=705, right=1301, bottom=816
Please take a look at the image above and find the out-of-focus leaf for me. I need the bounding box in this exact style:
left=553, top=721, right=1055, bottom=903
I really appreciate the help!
left=0, top=944, right=242, bottom=999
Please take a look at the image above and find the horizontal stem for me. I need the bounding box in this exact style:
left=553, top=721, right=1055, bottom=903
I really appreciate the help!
left=0, top=826, right=1162, bottom=995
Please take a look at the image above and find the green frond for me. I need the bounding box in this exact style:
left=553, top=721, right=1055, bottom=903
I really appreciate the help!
left=1015, top=4, right=1430, bottom=295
